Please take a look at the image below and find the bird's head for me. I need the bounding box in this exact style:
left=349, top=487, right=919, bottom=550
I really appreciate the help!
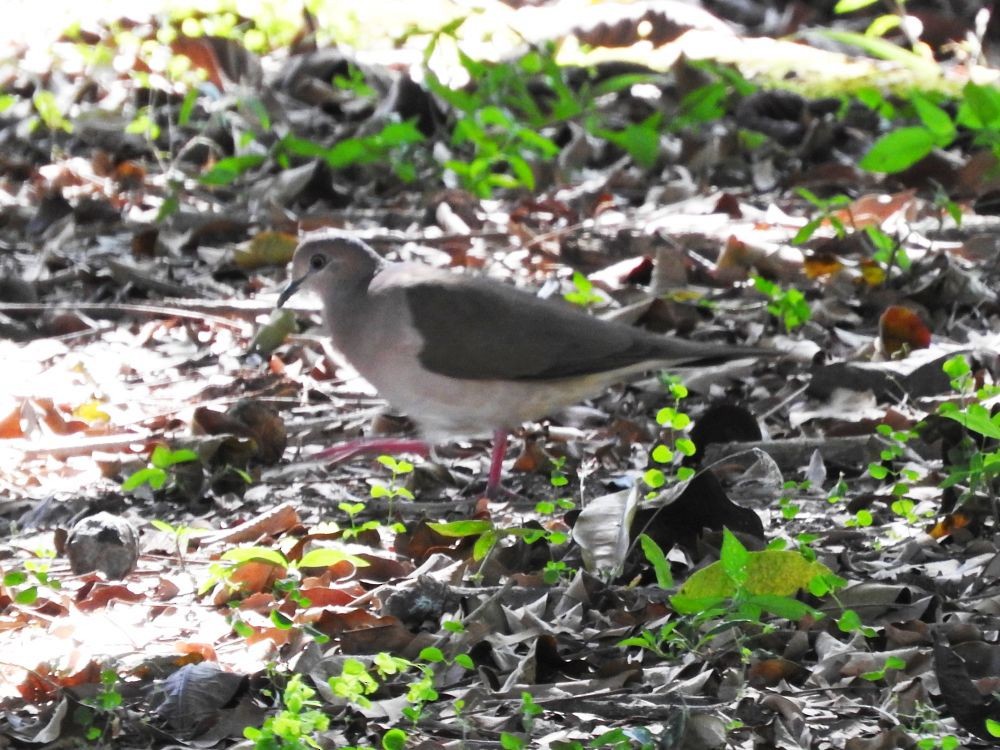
left=277, top=230, right=383, bottom=308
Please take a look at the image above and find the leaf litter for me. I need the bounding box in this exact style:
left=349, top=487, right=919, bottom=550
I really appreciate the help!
left=1, top=1, right=1000, bottom=748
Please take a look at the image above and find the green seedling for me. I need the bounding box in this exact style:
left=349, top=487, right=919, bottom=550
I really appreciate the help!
left=868, top=425, right=920, bottom=508
left=32, top=90, right=72, bottom=134
left=370, top=455, right=415, bottom=503
left=563, top=271, right=605, bottom=308
left=934, top=355, right=1000, bottom=506
left=643, top=376, right=695, bottom=494
left=75, top=668, right=123, bottom=742
left=333, top=64, right=375, bottom=98
left=792, top=188, right=852, bottom=244
left=428, top=518, right=568, bottom=570
left=541, top=455, right=578, bottom=519
left=122, top=444, right=199, bottom=493
left=244, top=674, right=330, bottom=750
left=865, top=225, right=910, bottom=274
left=861, top=654, right=907, bottom=682
left=204, top=546, right=368, bottom=643
left=836, top=608, right=877, bottom=638
left=150, top=519, right=206, bottom=566
left=638, top=533, right=673, bottom=589
left=2, top=552, right=59, bottom=606
left=777, top=480, right=810, bottom=521
left=752, top=276, right=811, bottom=332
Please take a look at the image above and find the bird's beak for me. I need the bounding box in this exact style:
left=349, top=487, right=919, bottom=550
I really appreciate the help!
left=276, top=275, right=307, bottom=308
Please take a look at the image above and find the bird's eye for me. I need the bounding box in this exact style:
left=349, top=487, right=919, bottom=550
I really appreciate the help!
left=309, top=253, right=327, bottom=271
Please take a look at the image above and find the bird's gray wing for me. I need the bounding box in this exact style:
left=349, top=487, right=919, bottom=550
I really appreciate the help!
left=402, top=276, right=688, bottom=381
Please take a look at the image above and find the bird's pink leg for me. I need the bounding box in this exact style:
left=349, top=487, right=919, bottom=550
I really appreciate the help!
left=311, top=432, right=511, bottom=498
left=313, top=438, right=430, bottom=463
left=486, top=429, right=509, bottom=499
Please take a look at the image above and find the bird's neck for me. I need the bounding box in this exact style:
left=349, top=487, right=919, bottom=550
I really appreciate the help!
left=323, top=278, right=373, bottom=351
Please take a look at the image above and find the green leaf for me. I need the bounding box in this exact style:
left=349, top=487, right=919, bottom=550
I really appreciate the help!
left=151, top=445, right=198, bottom=469
left=298, top=548, right=369, bottom=568
left=279, top=135, right=329, bottom=159
left=942, top=353, right=971, bottom=380
left=382, top=728, right=408, bottom=750
left=200, top=154, right=266, bottom=185
left=374, top=120, right=424, bottom=147
left=940, top=403, right=1000, bottom=439
left=834, top=0, right=878, bottom=11
left=651, top=444, right=673, bottom=463
left=678, top=549, right=833, bottom=600
left=815, top=29, right=941, bottom=76
left=220, top=546, right=288, bottom=567
left=643, top=468, right=666, bottom=488
left=4, top=571, right=27, bottom=586
left=121, top=467, right=167, bottom=491
left=866, top=13, right=901, bottom=38
left=419, top=647, right=445, bottom=663
left=515, top=128, right=560, bottom=157
left=670, top=593, right=727, bottom=615
left=505, top=153, right=536, bottom=190
left=957, top=82, right=1000, bottom=130
left=910, top=93, right=956, bottom=146
left=326, top=138, right=368, bottom=168
left=859, top=127, right=935, bottom=173
left=749, top=594, right=816, bottom=620
left=638, top=534, right=673, bottom=588
left=32, top=90, right=72, bottom=132
left=986, top=719, right=1000, bottom=738
left=270, top=609, right=293, bottom=629
left=598, top=113, right=662, bottom=168
left=720, top=528, right=750, bottom=584
left=428, top=520, right=494, bottom=537
left=14, top=586, right=38, bottom=605
left=473, top=529, right=498, bottom=561
left=178, top=87, right=198, bottom=126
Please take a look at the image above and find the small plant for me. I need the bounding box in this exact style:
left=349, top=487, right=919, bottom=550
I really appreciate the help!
left=836, top=608, right=877, bottom=638
left=671, top=530, right=840, bottom=623
left=643, top=376, right=695, bottom=495
left=777, top=480, right=810, bottom=521
left=150, top=519, right=205, bottom=566
left=121, top=444, right=199, bottom=493
left=861, top=654, right=906, bottom=682
left=563, top=271, right=605, bottom=308
left=868, top=424, right=921, bottom=508
left=32, top=90, right=73, bottom=134
left=75, top=668, right=124, bottom=742
left=935, top=355, right=1000, bottom=506
left=244, top=674, right=330, bottom=750
left=618, top=617, right=702, bottom=661
left=752, top=276, right=812, bottom=332
left=541, top=559, right=572, bottom=584
left=370, top=455, right=415, bottom=504
left=534, top=457, right=577, bottom=519
left=2, top=551, right=59, bottom=606
left=519, top=691, right=544, bottom=733
left=865, top=225, right=910, bottom=276
left=846, top=508, right=874, bottom=528
left=792, top=188, right=853, bottom=244
left=333, top=64, right=376, bottom=98
left=638, top=533, right=673, bottom=589
left=204, top=545, right=367, bottom=643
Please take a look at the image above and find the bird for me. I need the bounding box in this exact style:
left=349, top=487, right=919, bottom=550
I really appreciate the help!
left=277, top=229, right=773, bottom=497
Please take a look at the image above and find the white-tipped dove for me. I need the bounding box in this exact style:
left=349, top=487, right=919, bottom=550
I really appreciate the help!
left=278, top=229, right=772, bottom=496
